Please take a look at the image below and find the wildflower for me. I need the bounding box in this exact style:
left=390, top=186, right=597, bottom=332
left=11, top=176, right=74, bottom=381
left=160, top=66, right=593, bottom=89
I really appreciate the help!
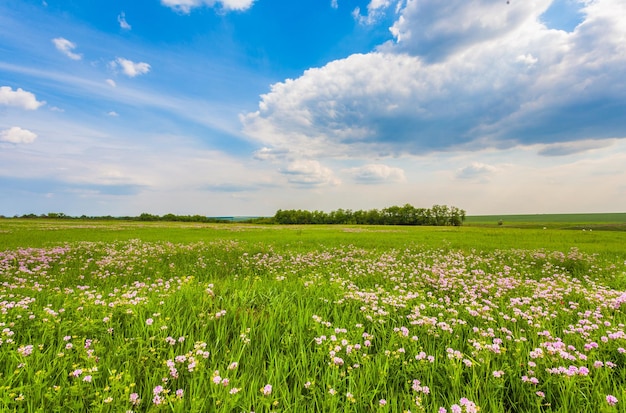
left=153, top=385, right=163, bottom=395
left=129, top=393, right=140, bottom=405
left=176, top=389, right=184, bottom=398
left=379, top=399, right=387, bottom=406
left=146, top=318, right=154, bottom=326
left=17, top=345, right=33, bottom=357
left=103, top=397, right=113, bottom=403
left=536, top=391, right=545, bottom=398
left=261, top=384, right=272, bottom=396
left=229, top=388, right=241, bottom=394
left=606, top=395, right=618, bottom=406
left=228, top=362, right=238, bottom=370
left=492, top=370, right=505, bottom=378
left=83, top=375, right=92, bottom=383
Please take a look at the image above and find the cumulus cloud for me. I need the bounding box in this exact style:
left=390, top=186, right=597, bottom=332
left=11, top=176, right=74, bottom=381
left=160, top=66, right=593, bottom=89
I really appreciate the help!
left=117, top=12, right=132, bottom=30
left=52, top=37, right=82, bottom=60
left=107, top=111, right=119, bottom=117
left=0, top=86, right=45, bottom=110
left=0, top=127, right=38, bottom=144
left=242, top=0, right=626, bottom=158
left=456, top=162, right=498, bottom=180
left=386, top=0, right=552, bottom=61
left=280, top=160, right=340, bottom=186
left=112, top=57, right=151, bottom=77
left=345, top=164, right=406, bottom=183
left=161, top=0, right=256, bottom=13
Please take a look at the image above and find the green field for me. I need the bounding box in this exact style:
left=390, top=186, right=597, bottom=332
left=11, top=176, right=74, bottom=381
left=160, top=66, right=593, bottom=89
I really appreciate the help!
left=465, top=213, right=626, bottom=231
left=1, top=220, right=625, bottom=412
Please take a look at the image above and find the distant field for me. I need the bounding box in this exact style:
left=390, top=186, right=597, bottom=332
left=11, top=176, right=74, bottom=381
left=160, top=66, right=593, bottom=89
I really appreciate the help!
left=465, top=212, right=626, bottom=230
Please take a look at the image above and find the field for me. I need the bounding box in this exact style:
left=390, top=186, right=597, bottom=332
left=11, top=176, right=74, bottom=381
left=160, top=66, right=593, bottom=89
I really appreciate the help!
left=1, top=219, right=626, bottom=412
left=465, top=213, right=626, bottom=231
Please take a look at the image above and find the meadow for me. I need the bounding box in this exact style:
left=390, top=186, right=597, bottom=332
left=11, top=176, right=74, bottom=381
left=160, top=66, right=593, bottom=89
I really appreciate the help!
left=1, top=219, right=625, bottom=412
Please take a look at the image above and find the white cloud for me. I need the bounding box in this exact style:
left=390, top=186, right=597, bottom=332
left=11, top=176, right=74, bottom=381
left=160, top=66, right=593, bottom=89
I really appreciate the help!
left=107, top=111, right=119, bottom=117
left=52, top=37, right=82, bottom=60
left=161, top=0, right=256, bottom=13
left=243, top=0, right=626, bottom=159
left=105, top=79, right=116, bottom=87
left=0, top=86, right=45, bottom=110
left=117, top=12, right=131, bottom=30
left=331, top=0, right=338, bottom=9
left=112, top=57, right=151, bottom=77
left=387, top=0, right=550, bottom=61
left=345, top=164, right=406, bottom=183
left=353, top=0, right=393, bottom=25
left=280, top=160, right=340, bottom=186
left=0, top=126, right=38, bottom=144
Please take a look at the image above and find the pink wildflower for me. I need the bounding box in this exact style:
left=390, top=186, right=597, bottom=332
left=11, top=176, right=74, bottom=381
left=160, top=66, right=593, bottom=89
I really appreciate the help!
left=607, top=395, right=618, bottom=406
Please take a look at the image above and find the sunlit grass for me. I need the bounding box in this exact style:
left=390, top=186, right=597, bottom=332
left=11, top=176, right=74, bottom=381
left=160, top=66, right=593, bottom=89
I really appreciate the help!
left=1, top=221, right=625, bottom=411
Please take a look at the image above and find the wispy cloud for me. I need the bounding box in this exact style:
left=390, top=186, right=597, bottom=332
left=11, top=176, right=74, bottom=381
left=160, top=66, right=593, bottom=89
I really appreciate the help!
left=345, top=164, right=405, bottom=184
left=0, top=86, right=46, bottom=110
left=537, top=139, right=616, bottom=157
left=280, top=160, right=340, bottom=187
left=117, top=12, right=131, bottom=30
left=353, top=0, right=392, bottom=25
left=456, top=162, right=498, bottom=181
left=52, top=37, right=82, bottom=60
left=161, top=0, right=256, bottom=13
left=0, top=127, right=38, bottom=144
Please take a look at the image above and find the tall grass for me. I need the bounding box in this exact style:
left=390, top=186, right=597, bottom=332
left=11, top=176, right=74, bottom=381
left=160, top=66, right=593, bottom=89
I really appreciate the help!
left=1, top=221, right=625, bottom=411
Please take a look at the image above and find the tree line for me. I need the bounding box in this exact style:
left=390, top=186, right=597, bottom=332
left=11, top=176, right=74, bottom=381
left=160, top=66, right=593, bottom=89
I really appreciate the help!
left=270, top=204, right=466, bottom=226
left=5, top=204, right=466, bottom=226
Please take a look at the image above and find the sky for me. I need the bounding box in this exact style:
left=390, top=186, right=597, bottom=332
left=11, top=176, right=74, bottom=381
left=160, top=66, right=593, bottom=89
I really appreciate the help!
left=1, top=0, right=625, bottom=217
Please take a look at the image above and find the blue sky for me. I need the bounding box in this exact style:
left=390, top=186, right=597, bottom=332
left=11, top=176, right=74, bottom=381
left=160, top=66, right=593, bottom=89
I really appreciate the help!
left=1, top=0, right=625, bottom=217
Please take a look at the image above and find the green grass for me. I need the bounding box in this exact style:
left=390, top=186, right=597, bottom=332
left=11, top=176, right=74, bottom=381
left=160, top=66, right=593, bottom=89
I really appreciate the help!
left=1, top=220, right=625, bottom=412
